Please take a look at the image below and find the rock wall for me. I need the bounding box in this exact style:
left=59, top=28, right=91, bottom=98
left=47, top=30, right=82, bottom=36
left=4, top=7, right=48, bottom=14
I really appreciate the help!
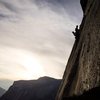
left=56, top=0, right=100, bottom=99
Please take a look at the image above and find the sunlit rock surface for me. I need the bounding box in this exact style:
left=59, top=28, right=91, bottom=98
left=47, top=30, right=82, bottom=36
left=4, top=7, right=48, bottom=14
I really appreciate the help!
left=56, top=0, right=100, bottom=99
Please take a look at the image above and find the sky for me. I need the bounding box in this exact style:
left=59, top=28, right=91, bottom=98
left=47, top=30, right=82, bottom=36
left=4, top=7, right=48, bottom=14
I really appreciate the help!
left=0, top=0, right=83, bottom=90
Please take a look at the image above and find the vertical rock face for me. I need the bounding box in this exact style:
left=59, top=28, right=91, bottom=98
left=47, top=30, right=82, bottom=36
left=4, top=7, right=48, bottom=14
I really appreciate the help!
left=56, top=0, right=100, bottom=100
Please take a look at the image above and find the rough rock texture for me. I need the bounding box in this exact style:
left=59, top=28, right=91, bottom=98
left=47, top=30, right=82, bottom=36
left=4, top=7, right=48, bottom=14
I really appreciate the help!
left=56, top=0, right=100, bottom=100
left=64, top=86, right=100, bottom=100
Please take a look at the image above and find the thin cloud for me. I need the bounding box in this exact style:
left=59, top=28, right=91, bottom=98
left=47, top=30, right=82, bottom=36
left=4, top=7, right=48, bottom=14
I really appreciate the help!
left=0, top=0, right=83, bottom=89
left=0, top=0, right=18, bottom=13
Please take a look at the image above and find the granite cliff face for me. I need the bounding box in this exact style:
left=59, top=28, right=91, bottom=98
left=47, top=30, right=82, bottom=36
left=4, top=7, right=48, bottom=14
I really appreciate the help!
left=56, top=0, right=100, bottom=99
left=64, top=87, right=100, bottom=100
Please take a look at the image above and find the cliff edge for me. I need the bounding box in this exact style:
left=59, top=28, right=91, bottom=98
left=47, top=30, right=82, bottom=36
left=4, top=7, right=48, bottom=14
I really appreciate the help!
left=56, top=0, right=100, bottom=99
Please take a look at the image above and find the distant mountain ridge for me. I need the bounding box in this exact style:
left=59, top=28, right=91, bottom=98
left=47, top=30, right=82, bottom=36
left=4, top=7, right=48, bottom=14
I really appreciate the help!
left=0, top=87, right=6, bottom=97
left=0, top=77, right=61, bottom=100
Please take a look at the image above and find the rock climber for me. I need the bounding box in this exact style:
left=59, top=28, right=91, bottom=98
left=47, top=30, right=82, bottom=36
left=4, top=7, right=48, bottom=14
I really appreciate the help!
left=72, top=25, right=80, bottom=40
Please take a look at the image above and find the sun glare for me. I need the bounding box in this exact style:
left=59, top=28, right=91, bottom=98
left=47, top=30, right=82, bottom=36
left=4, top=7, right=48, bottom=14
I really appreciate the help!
left=0, top=46, right=45, bottom=80
left=19, top=53, right=45, bottom=80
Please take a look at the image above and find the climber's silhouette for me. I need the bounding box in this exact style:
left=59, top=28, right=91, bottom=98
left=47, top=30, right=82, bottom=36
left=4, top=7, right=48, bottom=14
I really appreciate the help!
left=72, top=25, right=80, bottom=40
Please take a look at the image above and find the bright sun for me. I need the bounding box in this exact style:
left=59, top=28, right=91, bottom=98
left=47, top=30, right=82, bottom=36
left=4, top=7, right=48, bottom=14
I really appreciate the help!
left=0, top=47, right=45, bottom=80
left=19, top=52, right=45, bottom=79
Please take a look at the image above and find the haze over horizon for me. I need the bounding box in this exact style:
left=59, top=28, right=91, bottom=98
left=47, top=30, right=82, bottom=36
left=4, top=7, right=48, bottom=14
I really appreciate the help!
left=0, top=0, right=83, bottom=89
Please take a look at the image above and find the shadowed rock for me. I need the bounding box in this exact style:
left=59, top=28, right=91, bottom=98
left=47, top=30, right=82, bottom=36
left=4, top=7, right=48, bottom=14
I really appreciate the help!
left=0, top=77, right=61, bottom=100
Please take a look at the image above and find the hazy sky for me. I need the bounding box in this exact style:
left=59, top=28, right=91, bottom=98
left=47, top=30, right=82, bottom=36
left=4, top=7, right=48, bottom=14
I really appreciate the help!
left=0, top=0, right=83, bottom=89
